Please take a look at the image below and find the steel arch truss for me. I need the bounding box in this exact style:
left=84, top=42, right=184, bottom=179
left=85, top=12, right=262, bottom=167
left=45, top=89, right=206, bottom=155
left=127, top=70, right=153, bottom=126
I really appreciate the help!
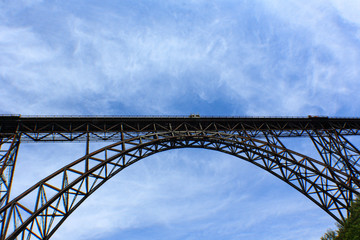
left=1, top=131, right=360, bottom=240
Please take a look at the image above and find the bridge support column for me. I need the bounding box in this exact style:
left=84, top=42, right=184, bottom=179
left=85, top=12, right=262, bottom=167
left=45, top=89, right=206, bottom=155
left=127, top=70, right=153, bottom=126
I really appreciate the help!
left=310, top=130, right=360, bottom=218
left=0, top=134, right=21, bottom=237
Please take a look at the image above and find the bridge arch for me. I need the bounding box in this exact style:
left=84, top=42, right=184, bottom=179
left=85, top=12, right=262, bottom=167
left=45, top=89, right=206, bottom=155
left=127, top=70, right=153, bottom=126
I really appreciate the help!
left=1, top=131, right=359, bottom=240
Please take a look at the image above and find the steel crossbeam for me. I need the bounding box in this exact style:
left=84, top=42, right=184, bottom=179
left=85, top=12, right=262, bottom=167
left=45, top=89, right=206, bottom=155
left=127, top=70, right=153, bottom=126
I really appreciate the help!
left=0, top=116, right=359, bottom=239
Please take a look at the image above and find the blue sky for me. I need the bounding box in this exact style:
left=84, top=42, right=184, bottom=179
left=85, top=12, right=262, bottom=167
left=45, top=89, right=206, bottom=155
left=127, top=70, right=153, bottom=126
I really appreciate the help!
left=1, top=0, right=360, bottom=239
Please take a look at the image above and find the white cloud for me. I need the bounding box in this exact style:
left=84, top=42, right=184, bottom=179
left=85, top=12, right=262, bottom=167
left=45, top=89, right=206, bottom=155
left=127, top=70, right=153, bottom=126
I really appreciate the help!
left=330, top=0, right=360, bottom=26
left=251, top=0, right=360, bottom=116
left=1, top=0, right=359, bottom=116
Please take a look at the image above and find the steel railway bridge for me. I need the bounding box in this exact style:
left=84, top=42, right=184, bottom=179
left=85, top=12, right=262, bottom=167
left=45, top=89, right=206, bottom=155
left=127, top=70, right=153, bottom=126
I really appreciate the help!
left=1, top=115, right=360, bottom=239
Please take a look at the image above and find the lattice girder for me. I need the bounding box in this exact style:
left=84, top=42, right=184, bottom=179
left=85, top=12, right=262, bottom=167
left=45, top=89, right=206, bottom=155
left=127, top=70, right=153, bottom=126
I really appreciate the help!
left=0, top=134, right=20, bottom=237
left=2, top=116, right=360, bottom=142
left=0, top=131, right=359, bottom=240
left=310, top=130, right=360, bottom=210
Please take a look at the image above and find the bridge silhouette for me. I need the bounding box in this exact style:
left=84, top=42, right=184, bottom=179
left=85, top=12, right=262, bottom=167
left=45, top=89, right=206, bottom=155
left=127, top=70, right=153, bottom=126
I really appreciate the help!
left=1, top=115, right=360, bottom=239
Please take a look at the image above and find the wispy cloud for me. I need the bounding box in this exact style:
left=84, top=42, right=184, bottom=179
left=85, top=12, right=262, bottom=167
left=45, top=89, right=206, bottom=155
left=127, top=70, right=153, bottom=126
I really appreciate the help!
left=1, top=0, right=359, bottom=116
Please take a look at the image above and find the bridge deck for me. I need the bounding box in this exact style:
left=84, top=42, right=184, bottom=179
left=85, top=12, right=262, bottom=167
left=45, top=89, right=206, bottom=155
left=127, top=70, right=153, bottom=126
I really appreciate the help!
left=1, top=115, right=360, bottom=141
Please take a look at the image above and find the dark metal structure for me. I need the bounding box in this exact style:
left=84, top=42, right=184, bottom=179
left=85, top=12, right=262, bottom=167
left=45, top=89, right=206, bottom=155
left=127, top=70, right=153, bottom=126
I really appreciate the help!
left=0, top=115, right=360, bottom=239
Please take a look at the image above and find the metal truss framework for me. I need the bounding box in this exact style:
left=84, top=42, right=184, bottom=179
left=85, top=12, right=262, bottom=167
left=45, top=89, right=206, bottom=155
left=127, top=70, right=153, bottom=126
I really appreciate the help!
left=0, top=134, right=20, bottom=232
left=0, top=116, right=360, bottom=240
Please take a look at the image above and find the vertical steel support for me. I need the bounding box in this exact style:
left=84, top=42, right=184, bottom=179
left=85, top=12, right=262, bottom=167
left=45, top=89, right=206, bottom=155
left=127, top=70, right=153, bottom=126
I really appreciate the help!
left=85, top=126, right=90, bottom=193
left=0, top=134, right=21, bottom=237
left=309, top=130, right=360, bottom=218
left=121, top=124, right=125, bottom=166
